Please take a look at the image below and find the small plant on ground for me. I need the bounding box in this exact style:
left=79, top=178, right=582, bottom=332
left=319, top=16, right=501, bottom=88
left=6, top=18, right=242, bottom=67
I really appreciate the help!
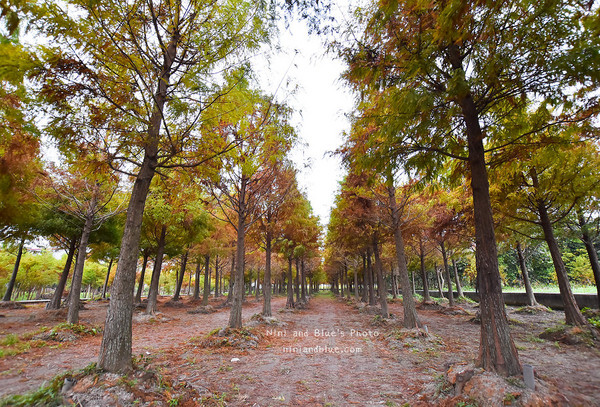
left=433, top=372, right=452, bottom=397
left=0, top=333, right=48, bottom=359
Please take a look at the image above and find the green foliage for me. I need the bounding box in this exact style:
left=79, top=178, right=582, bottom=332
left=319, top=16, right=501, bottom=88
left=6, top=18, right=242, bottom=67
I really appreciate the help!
left=0, top=250, right=61, bottom=298
left=0, top=362, right=98, bottom=406
left=49, top=322, right=101, bottom=337
left=563, top=249, right=596, bottom=285
left=81, top=261, right=106, bottom=291
left=0, top=333, right=18, bottom=346
left=0, top=373, right=65, bottom=407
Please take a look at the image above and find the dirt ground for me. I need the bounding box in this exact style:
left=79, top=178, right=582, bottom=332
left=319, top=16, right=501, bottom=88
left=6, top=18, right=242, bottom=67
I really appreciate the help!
left=0, top=293, right=599, bottom=406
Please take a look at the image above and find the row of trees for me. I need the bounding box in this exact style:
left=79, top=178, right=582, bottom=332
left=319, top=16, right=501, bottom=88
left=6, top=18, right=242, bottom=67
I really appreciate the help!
left=324, top=0, right=600, bottom=377
left=1, top=0, right=325, bottom=373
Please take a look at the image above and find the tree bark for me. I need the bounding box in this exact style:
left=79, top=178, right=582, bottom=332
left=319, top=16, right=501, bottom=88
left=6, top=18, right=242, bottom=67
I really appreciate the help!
left=102, top=257, right=114, bottom=300
left=145, top=225, right=167, bottom=314
left=229, top=183, right=247, bottom=328
left=419, top=239, right=430, bottom=302
left=98, top=10, right=178, bottom=369
left=440, top=241, right=455, bottom=306
left=286, top=256, right=294, bottom=308
left=47, top=238, right=77, bottom=309
left=452, top=258, right=464, bottom=298
left=448, top=43, right=520, bottom=375
left=435, top=263, right=444, bottom=300
left=301, top=258, right=308, bottom=302
left=225, top=255, right=234, bottom=305
left=537, top=199, right=587, bottom=325
left=361, top=253, right=368, bottom=303
left=515, top=241, right=538, bottom=307
left=295, top=257, right=301, bottom=304
left=353, top=261, right=359, bottom=300
left=387, top=182, right=420, bottom=327
left=263, top=229, right=273, bottom=316
left=135, top=252, right=150, bottom=303
left=3, top=237, right=25, bottom=301
left=191, top=259, right=200, bottom=300
left=214, top=255, right=220, bottom=298
left=202, top=254, right=211, bottom=306
left=578, top=210, right=600, bottom=309
left=372, top=235, right=389, bottom=318
left=366, top=248, right=376, bottom=306
left=67, top=209, right=95, bottom=324
left=173, top=250, right=188, bottom=301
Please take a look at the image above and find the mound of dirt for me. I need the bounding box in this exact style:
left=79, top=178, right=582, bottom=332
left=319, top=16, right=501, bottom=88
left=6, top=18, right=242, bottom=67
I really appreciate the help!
left=432, top=363, right=572, bottom=406
left=164, top=300, right=187, bottom=308
left=247, top=313, right=287, bottom=327
left=514, top=305, right=553, bottom=314
left=33, top=330, right=78, bottom=342
left=187, top=305, right=216, bottom=314
left=385, top=327, right=444, bottom=353
left=438, top=306, right=472, bottom=316
left=0, top=301, right=25, bottom=310
left=133, top=312, right=174, bottom=324
left=30, top=323, right=101, bottom=343
left=418, top=301, right=444, bottom=310
left=64, top=364, right=202, bottom=407
left=539, top=325, right=597, bottom=346
left=199, top=327, right=262, bottom=350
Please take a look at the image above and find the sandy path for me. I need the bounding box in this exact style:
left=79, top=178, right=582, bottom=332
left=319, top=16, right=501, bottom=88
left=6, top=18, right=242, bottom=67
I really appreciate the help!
left=0, top=297, right=268, bottom=398
left=176, top=295, right=431, bottom=406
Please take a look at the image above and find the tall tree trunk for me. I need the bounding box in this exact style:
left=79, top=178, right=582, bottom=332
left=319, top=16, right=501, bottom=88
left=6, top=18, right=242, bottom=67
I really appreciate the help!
left=225, top=255, right=234, bottom=305
left=214, top=255, right=220, bottom=298
left=294, top=257, right=301, bottom=303
left=229, top=190, right=247, bottom=328
left=391, top=267, right=398, bottom=299
left=435, top=263, right=444, bottom=299
left=339, top=266, right=345, bottom=298
left=98, top=7, right=180, bottom=369
left=452, top=258, right=464, bottom=298
left=537, top=199, right=587, bottom=325
left=286, top=256, right=294, bottom=308
left=387, top=181, right=420, bottom=327
left=102, top=258, right=114, bottom=299
left=3, top=237, right=25, bottom=301
left=440, top=241, right=455, bottom=306
left=372, top=235, right=389, bottom=318
left=301, top=258, right=308, bottom=302
left=353, top=262, right=359, bottom=300
left=187, top=266, right=192, bottom=296
left=263, top=230, right=273, bottom=316
left=202, top=254, right=211, bottom=306
left=68, top=210, right=96, bottom=324
left=173, top=250, right=188, bottom=301
left=578, top=210, right=600, bottom=309
left=515, top=241, right=538, bottom=307
left=361, top=253, right=368, bottom=303
left=366, top=248, right=376, bottom=306
left=193, top=260, right=202, bottom=300
left=47, top=238, right=77, bottom=309
left=449, top=44, right=520, bottom=376
left=419, top=239, right=431, bottom=302
left=145, top=225, right=167, bottom=314
left=135, top=252, right=150, bottom=303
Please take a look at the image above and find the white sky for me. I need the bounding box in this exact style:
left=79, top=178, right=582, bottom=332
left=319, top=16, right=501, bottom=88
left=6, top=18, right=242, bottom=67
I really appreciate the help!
left=255, top=8, right=356, bottom=227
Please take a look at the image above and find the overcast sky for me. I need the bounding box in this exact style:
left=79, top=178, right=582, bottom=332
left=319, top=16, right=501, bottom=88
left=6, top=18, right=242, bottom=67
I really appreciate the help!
left=255, top=8, right=356, bottom=227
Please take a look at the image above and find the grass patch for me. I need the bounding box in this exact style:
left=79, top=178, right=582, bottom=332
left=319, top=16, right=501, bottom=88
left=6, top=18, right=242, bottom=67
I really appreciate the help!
left=0, top=323, right=101, bottom=360
left=0, top=333, right=48, bottom=359
left=501, top=284, right=596, bottom=294
left=0, top=364, right=98, bottom=407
